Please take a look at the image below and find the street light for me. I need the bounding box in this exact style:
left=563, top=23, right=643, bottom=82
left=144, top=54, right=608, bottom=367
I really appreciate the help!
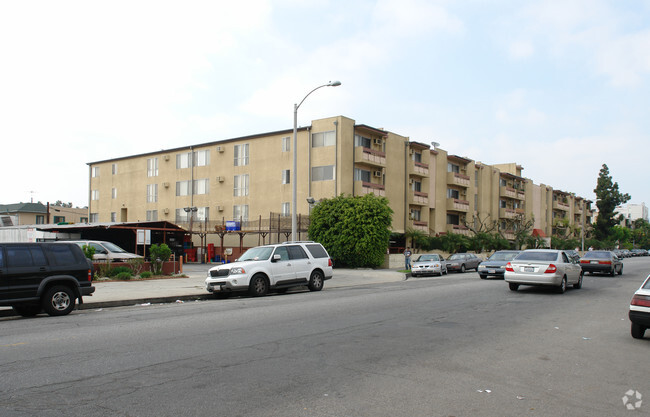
left=291, top=81, right=341, bottom=240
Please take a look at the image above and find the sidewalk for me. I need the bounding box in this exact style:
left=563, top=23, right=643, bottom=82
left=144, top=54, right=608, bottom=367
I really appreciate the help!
left=1, top=264, right=406, bottom=316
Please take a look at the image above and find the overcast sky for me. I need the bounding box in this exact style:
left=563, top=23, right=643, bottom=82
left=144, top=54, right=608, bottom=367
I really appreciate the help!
left=1, top=0, right=648, bottom=209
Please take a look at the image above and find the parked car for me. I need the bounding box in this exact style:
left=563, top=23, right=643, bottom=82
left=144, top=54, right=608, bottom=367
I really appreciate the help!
left=205, top=241, right=333, bottom=297
left=630, top=274, right=650, bottom=339
left=579, top=251, right=623, bottom=276
left=477, top=250, right=521, bottom=279
left=505, top=249, right=583, bottom=293
left=446, top=253, right=482, bottom=273
left=630, top=249, right=648, bottom=257
left=67, top=240, right=142, bottom=263
left=411, top=254, right=447, bottom=277
left=0, top=242, right=95, bottom=317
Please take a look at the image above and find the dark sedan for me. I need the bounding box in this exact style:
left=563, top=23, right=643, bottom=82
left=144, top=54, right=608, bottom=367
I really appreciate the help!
left=446, top=253, right=482, bottom=273
left=579, top=251, right=623, bottom=276
left=477, top=250, right=521, bottom=279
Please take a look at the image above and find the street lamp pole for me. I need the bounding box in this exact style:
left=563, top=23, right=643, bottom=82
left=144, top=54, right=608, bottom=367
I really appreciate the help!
left=292, top=81, right=341, bottom=241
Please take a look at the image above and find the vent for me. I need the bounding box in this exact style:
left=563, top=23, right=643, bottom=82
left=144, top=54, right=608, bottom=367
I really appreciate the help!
left=217, top=176, right=225, bottom=182
left=163, top=208, right=170, bottom=214
left=373, top=170, right=382, bottom=178
left=164, top=155, right=170, bottom=161
left=216, top=146, right=225, bottom=153
left=217, top=205, right=224, bottom=211
left=163, top=182, right=170, bottom=188
left=373, top=138, right=382, bottom=145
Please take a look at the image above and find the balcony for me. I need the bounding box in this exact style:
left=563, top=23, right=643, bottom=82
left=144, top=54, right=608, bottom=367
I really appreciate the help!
left=574, top=205, right=583, bottom=215
left=446, top=224, right=471, bottom=236
left=499, top=207, right=517, bottom=219
left=354, top=147, right=386, bottom=168
left=501, top=230, right=515, bottom=240
left=356, top=181, right=385, bottom=197
left=409, top=219, right=429, bottom=233
left=553, top=200, right=570, bottom=211
left=447, top=172, right=470, bottom=188
left=446, top=198, right=470, bottom=212
left=409, top=191, right=429, bottom=206
left=408, top=160, right=429, bottom=177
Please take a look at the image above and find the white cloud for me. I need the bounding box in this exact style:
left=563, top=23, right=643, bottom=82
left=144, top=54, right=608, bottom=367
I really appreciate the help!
left=508, top=40, right=534, bottom=59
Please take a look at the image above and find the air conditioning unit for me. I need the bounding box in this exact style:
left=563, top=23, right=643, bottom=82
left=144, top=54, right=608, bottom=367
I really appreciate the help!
left=163, top=155, right=170, bottom=161
left=373, top=170, right=382, bottom=178
left=409, top=179, right=415, bottom=184
left=163, top=182, right=169, bottom=188
left=217, top=176, right=225, bottom=182
left=216, top=146, right=225, bottom=153
left=217, top=205, right=224, bottom=211
left=163, top=208, right=169, bottom=214
left=409, top=149, right=414, bottom=154
left=373, top=138, right=382, bottom=145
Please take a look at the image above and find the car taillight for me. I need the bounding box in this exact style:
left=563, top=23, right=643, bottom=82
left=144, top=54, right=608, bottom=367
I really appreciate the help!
left=544, top=264, right=557, bottom=273
left=580, top=259, right=589, bottom=264
left=631, top=294, right=650, bottom=308
left=505, top=262, right=514, bottom=272
left=328, top=258, right=333, bottom=267
left=88, top=269, right=93, bottom=281
left=598, top=261, right=612, bottom=265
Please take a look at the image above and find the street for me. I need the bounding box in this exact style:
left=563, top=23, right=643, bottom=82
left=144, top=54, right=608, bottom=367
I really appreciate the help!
left=1, top=258, right=649, bottom=417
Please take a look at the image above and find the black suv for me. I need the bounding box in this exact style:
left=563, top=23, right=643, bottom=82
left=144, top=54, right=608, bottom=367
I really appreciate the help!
left=0, top=242, right=95, bottom=317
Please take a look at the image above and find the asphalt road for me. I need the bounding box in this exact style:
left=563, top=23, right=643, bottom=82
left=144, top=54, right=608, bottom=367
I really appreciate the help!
left=1, top=258, right=649, bottom=417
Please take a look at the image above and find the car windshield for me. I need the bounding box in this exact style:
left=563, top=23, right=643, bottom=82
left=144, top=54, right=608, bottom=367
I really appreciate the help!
left=643, top=276, right=650, bottom=290
left=238, top=246, right=273, bottom=261
left=515, top=251, right=558, bottom=262
left=102, top=242, right=129, bottom=253
left=449, top=254, right=464, bottom=260
left=582, top=251, right=611, bottom=259
left=416, top=254, right=441, bottom=262
left=488, top=252, right=519, bottom=261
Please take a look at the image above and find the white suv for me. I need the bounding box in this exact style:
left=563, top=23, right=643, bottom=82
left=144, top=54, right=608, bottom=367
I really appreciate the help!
left=205, top=241, right=333, bottom=297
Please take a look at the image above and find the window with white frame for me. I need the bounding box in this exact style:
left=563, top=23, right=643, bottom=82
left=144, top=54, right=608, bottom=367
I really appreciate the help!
left=281, top=202, right=290, bottom=217
left=196, top=207, right=209, bottom=221
left=194, top=150, right=210, bottom=166
left=447, top=188, right=459, bottom=199
left=147, top=158, right=158, bottom=177
left=282, top=137, right=290, bottom=152
left=234, top=144, right=249, bottom=166
left=312, top=131, right=335, bottom=147
left=112, top=188, right=117, bottom=199
left=175, top=208, right=190, bottom=223
left=354, top=168, right=371, bottom=182
left=410, top=209, right=421, bottom=221
left=146, top=210, right=158, bottom=221
left=89, top=213, right=99, bottom=223
left=176, top=180, right=191, bottom=196
left=282, top=170, right=290, bottom=184
left=91, top=166, right=100, bottom=177
left=448, top=163, right=460, bottom=173
left=91, top=190, right=99, bottom=200
left=176, top=152, right=192, bottom=169
left=193, top=179, right=209, bottom=195
left=110, top=212, right=117, bottom=222
left=233, top=204, right=249, bottom=222
left=112, top=163, right=117, bottom=175
left=312, top=165, right=334, bottom=181
left=147, top=184, right=158, bottom=202
left=234, top=174, right=249, bottom=196
left=354, top=134, right=372, bottom=148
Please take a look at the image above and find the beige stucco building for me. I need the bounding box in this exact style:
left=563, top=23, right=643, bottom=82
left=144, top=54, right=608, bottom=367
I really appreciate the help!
left=87, top=115, right=594, bottom=248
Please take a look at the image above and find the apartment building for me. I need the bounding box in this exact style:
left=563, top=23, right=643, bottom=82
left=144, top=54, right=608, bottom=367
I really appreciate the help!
left=0, top=203, right=88, bottom=226
left=87, top=115, right=593, bottom=247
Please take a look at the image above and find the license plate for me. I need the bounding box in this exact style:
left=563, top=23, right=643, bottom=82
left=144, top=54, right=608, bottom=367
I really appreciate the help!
left=524, top=266, right=534, bottom=272
left=488, top=270, right=495, bottom=274
left=591, top=261, right=598, bottom=264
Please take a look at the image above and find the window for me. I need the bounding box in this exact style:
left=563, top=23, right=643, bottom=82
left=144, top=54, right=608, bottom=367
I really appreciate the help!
left=194, top=179, right=209, bottom=195
left=287, top=245, right=308, bottom=259
left=282, top=170, right=290, bottom=184
left=447, top=188, right=459, bottom=199
left=410, top=209, right=421, bottom=221
left=90, top=213, right=99, bottom=223
left=447, top=213, right=460, bottom=225
left=412, top=151, right=422, bottom=163
left=146, top=210, right=158, bottom=221
left=354, top=134, right=371, bottom=148
left=233, top=205, right=249, bottom=222
left=194, top=150, right=210, bottom=166
left=176, top=180, right=191, bottom=196
left=499, top=200, right=507, bottom=209
left=312, top=131, right=335, bottom=147
left=53, top=216, right=65, bottom=223
left=175, top=179, right=208, bottom=196
left=91, top=190, right=99, bottom=200
left=177, top=152, right=192, bottom=169
left=500, top=178, right=507, bottom=187
left=91, top=166, right=100, bottom=177
left=80, top=217, right=88, bottom=223
left=312, top=165, right=334, bottom=181
left=281, top=202, right=290, bottom=217
left=475, top=170, right=479, bottom=186
left=234, top=174, right=249, bottom=196
left=448, top=163, right=460, bottom=173
left=112, top=188, right=117, bottom=199
left=175, top=208, right=190, bottom=223
left=35, top=215, right=45, bottom=224
left=196, top=207, right=209, bottom=221
left=47, top=245, right=76, bottom=266
left=234, top=144, right=249, bottom=166
left=411, top=180, right=422, bottom=192
left=147, top=184, right=158, bottom=202
left=147, top=158, right=159, bottom=177
left=112, top=163, right=118, bottom=175
left=282, top=136, right=290, bottom=152
left=354, top=168, right=371, bottom=182
left=110, top=212, right=116, bottom=222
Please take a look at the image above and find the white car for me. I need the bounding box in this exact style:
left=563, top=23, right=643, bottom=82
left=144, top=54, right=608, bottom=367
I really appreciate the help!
left=630, top=274, right=650, bottom=339
left=205, top=241, right=333, bottom=297
left=505, top=249, right=583, bottom=293
left=410, top=254, right=447, bottom=277
left=67, top=240, right=142, bottom=263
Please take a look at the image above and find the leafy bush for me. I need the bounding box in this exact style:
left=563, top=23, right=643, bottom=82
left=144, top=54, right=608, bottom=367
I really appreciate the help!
left=149, top=243, right=172, bottom=275
left=81, top=244, right=96, bottom=260
left=140, top=271, right=153, bottom=279
left=108, top=266, right=132, bottom=277
left=127, top=258, right=144, bottom=276
left=115, top=271, right=133, bottom=280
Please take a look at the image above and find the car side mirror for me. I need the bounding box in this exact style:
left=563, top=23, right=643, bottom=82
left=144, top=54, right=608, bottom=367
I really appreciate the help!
left=271, top=254, right=281, bottom=262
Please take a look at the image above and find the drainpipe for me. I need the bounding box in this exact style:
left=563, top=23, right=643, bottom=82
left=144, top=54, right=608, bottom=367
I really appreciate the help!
left=334, top=120, right=338, bottom=196
left=404, top=139, right=409, bottom=234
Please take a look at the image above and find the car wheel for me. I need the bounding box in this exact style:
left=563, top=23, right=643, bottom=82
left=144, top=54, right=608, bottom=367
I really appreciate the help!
left=609, top=268, right=615, bottom=277
left=573, top=272, right=583, bottom=289
left=248, top=274, right=269, bottom=297
left=479, top=274, right=487, bottom=279
left=460, top=264, right=466, bottom=273
left=308, top=270, right=324, bottom=292
left=508, top=283, right=519, bottom=291
left=12, top=303, right=42, bottom=317
left=617, top=265, right=623, bottom=275
left=42, top=285, right=76, bottom=316
left=557, top=277, right=567, bottom=294
left=631, top=322, right=646, bottom=339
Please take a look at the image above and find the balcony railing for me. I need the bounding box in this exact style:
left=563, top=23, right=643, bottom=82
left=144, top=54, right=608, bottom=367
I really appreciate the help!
left=446, top=224, right=471, bottom=236
left=552, top=200, right=570, bottom=211
left=408, top=160, right=429, bottom=177
left=446, top=198, right=470, bottom=212
left=409, top=191, right=429, bottom=206
left=354, top=147, right=386, bottom=167
left=357, top=180, right=386, bottom=197
left=447, top=172, right=470, bottom=188
left=409, top=219, right=429, bottom=232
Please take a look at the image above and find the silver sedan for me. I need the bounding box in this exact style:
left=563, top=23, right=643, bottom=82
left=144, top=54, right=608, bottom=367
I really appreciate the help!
left=410, top=254, right=447, bottom=277
left=505, top=249, right=583, bottom=293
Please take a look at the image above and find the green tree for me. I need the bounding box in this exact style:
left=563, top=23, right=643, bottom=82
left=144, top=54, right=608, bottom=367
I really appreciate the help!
left=439, top=233, right=470, bottom=254
left=308, top=194, right=393, bottom=268
left=594, top=164, right=631, bottom=240
left=81, top=244, right=96, bottom=260
left=149, top=243, right=172, bottom=275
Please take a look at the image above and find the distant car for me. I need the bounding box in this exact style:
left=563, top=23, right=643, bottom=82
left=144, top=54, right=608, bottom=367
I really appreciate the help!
left=411, top=254, right=447, bottom=277
left=579, top=251, right=623, bottom=276
left=505, top=249, right=583, bottom=293
left=630, top=274, right=650, bottom=339
left=631, top=249, right=648, bottom=257
left=477, top=250, right=521, bottom=279
left=446, top=253, right=481, bottom=273
left=67, top=240, right=142, bottom=263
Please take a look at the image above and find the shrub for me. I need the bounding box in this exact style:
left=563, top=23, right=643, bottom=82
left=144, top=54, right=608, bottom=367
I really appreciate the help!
left=149, top=243, right=172, bottom=275
left=81, top=244, right=96, bottom=260
left=127, top=258, right=145, bottom=276
left=108, top=266, right=132, bottom=277
left=115, top=271, right=133, bottom=280
left=140, top=271, right=153, bottom=279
